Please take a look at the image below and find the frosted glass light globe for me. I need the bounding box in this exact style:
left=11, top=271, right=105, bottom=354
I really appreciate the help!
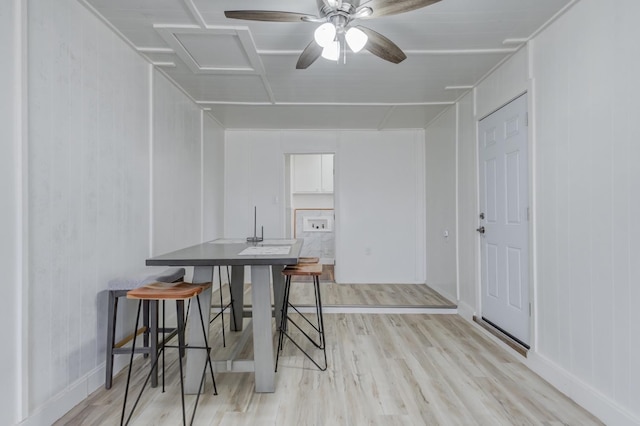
left=321, top=41, right=340, bottom=61
left=346, top=27, right=368, bottom=53
left=314, top=23, right=337, bottom=48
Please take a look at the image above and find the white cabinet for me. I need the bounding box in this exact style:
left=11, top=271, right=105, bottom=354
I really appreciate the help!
left=292, top=154, right=333, bottom=193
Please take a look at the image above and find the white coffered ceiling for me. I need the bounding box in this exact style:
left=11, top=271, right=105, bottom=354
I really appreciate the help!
left=81, top=0, right=575, bottom=129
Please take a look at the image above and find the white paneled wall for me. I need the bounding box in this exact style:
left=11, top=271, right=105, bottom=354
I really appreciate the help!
left=28, top=0, right=150, bottom=414
left=449, top=1, right=640, bottom=423
left=202, top=114, right=225, bottom=242
left=531, top=0, right=640, bottom=423
left=152, top=70, right=203, bottom=255
left=475, top=48, right=529, bottom=120
left=0, top=1, right=22, bottom=424
left=225, top=131, right=284, bottom=239
left=225, top=130, right=426, bottom=284
left=424, top=108, right=458, bottom=301
left=22, top=1, right=224, bottom=424
left=456, top=91, right=477, bottom=314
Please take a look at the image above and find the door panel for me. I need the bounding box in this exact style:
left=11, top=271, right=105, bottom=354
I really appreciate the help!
left=487, top=243, right=499, bottom=297
left=485, top=158, right=498, bottom=222
left=506, top=151, right=521, bottom=223
left=507, top=246, right=523, bottom=308
left=479, top=93, right=530, bottom=346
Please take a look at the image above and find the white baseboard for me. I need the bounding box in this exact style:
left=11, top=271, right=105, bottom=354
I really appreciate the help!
left=19, top=365, right=104, bottom=426
left=456, top=300, right=475, bottom=321
left=426, top=283, right=457, bottom=305
left=20, top=309, right=181, bottom=426
left=459, top=312, right=640, bottom=426
left=525, top=353, right=640, bottom=426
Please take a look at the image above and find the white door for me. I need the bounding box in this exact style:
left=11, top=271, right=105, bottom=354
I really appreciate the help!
left=478, top=93, right=530, bottom=346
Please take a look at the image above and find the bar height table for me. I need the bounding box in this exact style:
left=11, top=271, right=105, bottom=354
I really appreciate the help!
left=146, top=238, right=302, bottom=393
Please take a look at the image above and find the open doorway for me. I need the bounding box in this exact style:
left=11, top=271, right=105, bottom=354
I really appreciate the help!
left=285, top=153, right=335, bottom=281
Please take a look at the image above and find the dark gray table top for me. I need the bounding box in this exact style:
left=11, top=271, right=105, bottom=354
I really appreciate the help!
left=146, top=239, right=303, bottom=267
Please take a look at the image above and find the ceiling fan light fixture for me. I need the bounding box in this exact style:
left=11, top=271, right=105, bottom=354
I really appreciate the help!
left=345, top=27, right=368, bottom=53
left=321, top=40, right=340, bottom=61
left=314, top=22, right=337, bottom=48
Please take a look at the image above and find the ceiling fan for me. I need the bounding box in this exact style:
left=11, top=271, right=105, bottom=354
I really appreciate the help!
left=224, top=0, right=442, bottom=69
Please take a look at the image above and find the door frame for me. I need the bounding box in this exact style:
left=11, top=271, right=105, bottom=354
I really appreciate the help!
left=475, top=90, right=536, bottom=350
left=284, top=152, right=337, bottom=266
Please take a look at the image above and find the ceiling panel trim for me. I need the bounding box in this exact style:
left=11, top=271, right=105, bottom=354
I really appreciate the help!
left=137, top=47, right=174, bottom=53
left=153, top=62, right=177, bottom=68
left=197, top=101, right=455, bottom=106
left=182, top=0, right=207, bottom=28
left=256, top=48, right=518, bottom=56
left=377, top=106, right=397, bottom=131
left=155, top=24, right=266, bottom=75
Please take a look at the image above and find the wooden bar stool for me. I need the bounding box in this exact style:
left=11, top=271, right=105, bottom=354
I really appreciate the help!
left=275, top=263, right=327, bottom=372
left=121, top=281, right=217, bottom=426
left=105, top=267, right=185, bottom=389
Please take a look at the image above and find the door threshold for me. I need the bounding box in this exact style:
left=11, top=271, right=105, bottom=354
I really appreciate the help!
left=473, top=316, right=529, bottom=358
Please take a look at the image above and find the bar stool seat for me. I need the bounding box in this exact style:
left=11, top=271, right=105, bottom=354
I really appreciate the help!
left=105, top=267, right=185, bottom=389
left=275, top=263, right=327, bottom=372
left=121, top=281, right=216, bottom=426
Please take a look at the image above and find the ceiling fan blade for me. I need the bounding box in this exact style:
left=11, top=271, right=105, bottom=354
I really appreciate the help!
left=356, top=25, right=407, bottom=64
left=224, top=10, right=317, bottom=22
left=357, top=0, right=441, bottom=19
left=296, top=40, right=323, bottom=69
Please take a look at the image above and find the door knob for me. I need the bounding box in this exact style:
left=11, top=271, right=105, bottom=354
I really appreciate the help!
left=476, top=226, right=485, bottom=234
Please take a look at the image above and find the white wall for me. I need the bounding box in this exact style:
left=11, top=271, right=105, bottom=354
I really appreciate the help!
left=456, top=91, right=477, bottom=314
left=224, top=131, right=285, bottom=239
left=424, top=108, right=458, bottom=301
left=449, top=1, right=640, bottom=424
left=0, top=1, right=23, bottom=424
left=337, top=130, right=426, bottom=283
left=530, top=0, right=640, bottom=423
left=22, top=0, right=225, bottom=424
left=152, top=70, right=203, bottom=255
left=202, top=114, right=226, bottom=242
left=225, top=130, right=426, bottom=284
left=28, top=0, right=150, bottom=420
left=476, top=48, right=529, bottom=120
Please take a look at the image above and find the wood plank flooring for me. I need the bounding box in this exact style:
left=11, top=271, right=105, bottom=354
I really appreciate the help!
left=55, top=312, right=602, bottom=425
left=235, top=280, right=455, bottom=309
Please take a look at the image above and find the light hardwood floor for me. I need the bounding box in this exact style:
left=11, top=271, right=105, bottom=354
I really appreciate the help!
left=235, top=270, right=455, bottom=308
left=56, top=311, right=601, bottom=425
left=288, top=281, right=455, bottom=308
